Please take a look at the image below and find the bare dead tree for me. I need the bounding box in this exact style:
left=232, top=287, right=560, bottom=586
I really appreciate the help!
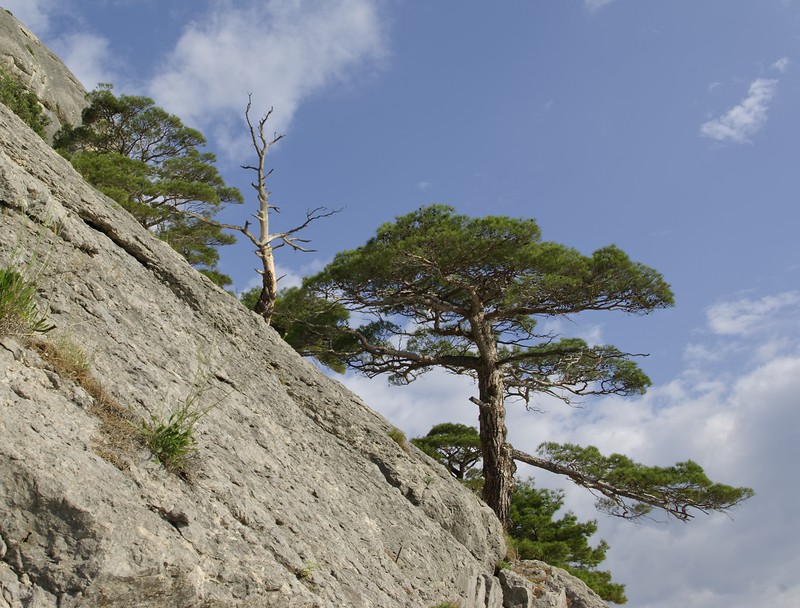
left=186, top=95, right=338, bottom=324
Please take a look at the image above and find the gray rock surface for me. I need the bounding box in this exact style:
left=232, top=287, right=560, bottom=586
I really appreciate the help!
left=0, top=8, right=87, bottom=141
left=498, top=561, right=608, bottom=608
left=0, top=14, right=611, bottom=606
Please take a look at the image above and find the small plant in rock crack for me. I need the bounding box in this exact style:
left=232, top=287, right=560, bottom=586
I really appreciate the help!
left=295, top=562, right=317, bottom=580
left=0, top=266, right=54, bottom=337
left=35, top=332, right=91, bottom=381
left=387, top=427, right=408, bottom=452
left=138, top=351, right=226, bottom=473
left=139, top=401, right=208, bottom=473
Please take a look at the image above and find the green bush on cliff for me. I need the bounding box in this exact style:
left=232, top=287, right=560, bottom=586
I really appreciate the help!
left=0, top=66, right=49, bottom=138
left=139, top=401, right=206, bottom=473
left=138, top=351, right=225, bottom=473
left=413, top=423, right=627, bottom=603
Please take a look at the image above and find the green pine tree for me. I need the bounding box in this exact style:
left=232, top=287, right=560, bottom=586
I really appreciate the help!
left=240, top=285, right=356, bottom=372
left=304, top=204, right=753, bottom=525
left=54, top=85, right=242, bottom=286
left=412, top=423, right=627, bottom=603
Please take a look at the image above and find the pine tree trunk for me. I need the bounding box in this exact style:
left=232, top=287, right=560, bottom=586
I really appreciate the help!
left=477, top=365, right=515, bottom=528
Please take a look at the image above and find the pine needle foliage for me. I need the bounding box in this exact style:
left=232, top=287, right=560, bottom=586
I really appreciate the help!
left=534, top=443, right=755, bottom=521
left=306, top=204, right=677, bottom=525
left=54, top=85, right=241, bottom=286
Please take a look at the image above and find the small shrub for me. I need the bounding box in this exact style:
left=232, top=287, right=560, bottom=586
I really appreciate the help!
left=430, top=603, right=460, bottom=608
left=138, top=353, right=223, bottom=473
left=388, top=427, right=408, bottom=451
left=295, top=562, right=317, bottom=580
left=138, top=400, right=208, bottom=473
left=0, top=66, right=50, bottom=138
left=0, top=266, right=54, bottom=337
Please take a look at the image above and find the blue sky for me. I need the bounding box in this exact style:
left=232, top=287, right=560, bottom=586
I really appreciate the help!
left=4, top=1, right=799, bottom=606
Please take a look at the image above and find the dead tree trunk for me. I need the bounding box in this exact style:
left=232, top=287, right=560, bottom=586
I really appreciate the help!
left=243, top=100, right=282, bottom=325
left=185, top=97, right=337, bottom=325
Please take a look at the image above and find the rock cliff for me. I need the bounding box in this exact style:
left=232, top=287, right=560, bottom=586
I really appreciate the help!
left=0, top=8, right=87, bottom=141
left=0, top=12, right=610, bottom=608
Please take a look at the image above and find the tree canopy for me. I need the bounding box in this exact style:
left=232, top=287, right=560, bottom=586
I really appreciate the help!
left=54, top=85, right=242, bottom=287
left=509, top=479, right=626, bottom=603
left=513, top=443, right=754, bottom=521
left=305, top=204, right=753, bottom=525
left=240, top=285, right=356, bottom=372
left=412, top=422, right=482, bottom=482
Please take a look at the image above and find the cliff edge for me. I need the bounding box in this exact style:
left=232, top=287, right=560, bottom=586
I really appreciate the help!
left=0, top=8, right=87, bottom=141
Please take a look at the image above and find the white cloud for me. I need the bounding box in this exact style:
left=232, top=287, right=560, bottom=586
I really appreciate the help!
left=148, top=0, right=387, bottom=158
left=771, top=56, right=790, bottom=73
left=596, top=353, right=800, bottom=608
left=700, top=78, right=778, bottom=143
left=706, top=292, right=800, bottom=336
left=3, top=1, right=123, bottom=91
left=50, top=32, right=115, bottom=90
left=583, top=0, right=617, bottom=11
left=342, top=370, right=478, bottom=439
left=1, top=0, right=61, bottom=34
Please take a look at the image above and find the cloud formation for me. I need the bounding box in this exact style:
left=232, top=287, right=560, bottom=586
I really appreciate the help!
left=700, top=78, right=778, bottom=143
left=50, top=32, right=115, bottom=90
left=706, top=291, right=799, bottom=336
left=1, top=0, right=60, bottom=34
left=147, top=0, right=387, bottom=158
left=771, top=56, right=790, bottom=73
left=583, top=0, right=618, bottom=11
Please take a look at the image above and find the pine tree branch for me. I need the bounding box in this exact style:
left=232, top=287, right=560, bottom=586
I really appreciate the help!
left=511, top=446, right=754, bottom=522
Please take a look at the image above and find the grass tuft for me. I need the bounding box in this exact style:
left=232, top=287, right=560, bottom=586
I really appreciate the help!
left=137, top=353, right=224, bottom=474
left=294, top=562, right=317, bottom=580
left=138, top=401, right=207, bottom=473
left=388, top=427, right=409, bottom=452
left=0, top=266, right=54, bottom=337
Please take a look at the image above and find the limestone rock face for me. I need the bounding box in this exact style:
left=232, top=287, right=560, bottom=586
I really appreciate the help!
left=0, top=8, right=87, bottom=141
left=498, top=561, right=608, bottom=608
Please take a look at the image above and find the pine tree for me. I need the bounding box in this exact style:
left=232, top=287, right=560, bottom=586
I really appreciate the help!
left=54, top=85, right=242, bottom=287
left=306, top=204, right=753, bottom=525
